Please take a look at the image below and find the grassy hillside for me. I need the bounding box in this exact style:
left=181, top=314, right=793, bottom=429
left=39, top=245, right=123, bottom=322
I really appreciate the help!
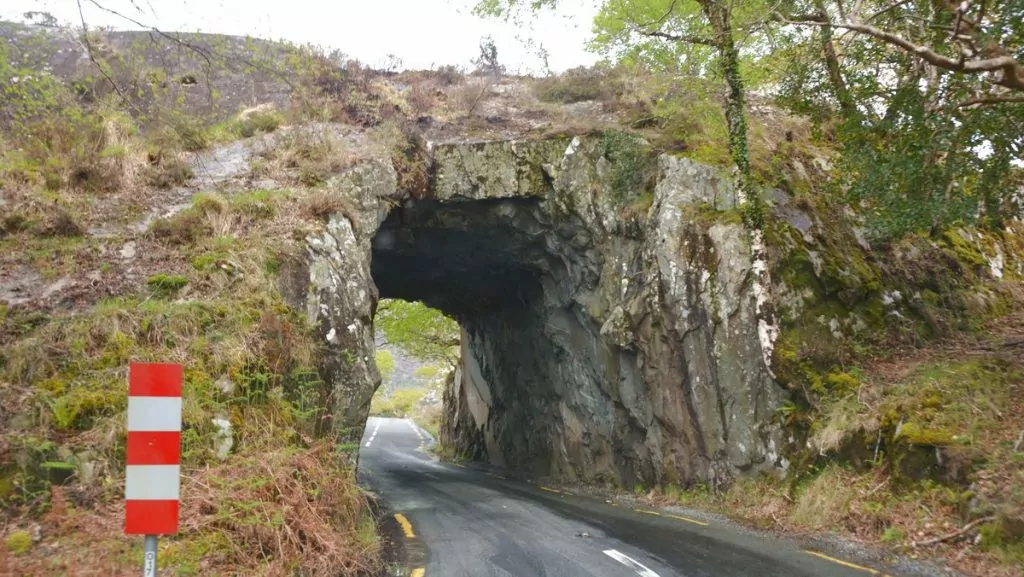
left=1, top=17, right=1022, bottom=577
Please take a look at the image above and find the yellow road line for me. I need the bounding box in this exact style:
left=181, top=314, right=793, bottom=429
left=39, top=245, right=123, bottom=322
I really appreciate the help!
left=665, top=513, right=708, bottom=527
left=486, top=473, right=507, bottom=480
left=805, top=550, right=884, bottom=575
left=539, top=486, right=562, bottom=494
left=451, top=463, right=466, bottom=469
left=394, top=513, right=416, bottom=539
left=634, top=508, right=662, bottom=517
left=410, top=569, right=425, bottom=577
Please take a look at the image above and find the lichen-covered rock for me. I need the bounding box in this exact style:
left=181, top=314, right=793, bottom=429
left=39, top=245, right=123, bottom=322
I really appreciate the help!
left=299, top=160, right=399, bottom=445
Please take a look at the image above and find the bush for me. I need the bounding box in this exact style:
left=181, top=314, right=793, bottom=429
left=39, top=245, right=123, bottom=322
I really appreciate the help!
left=148, top=208, right=210, bottom=245
left=239, top=107, right=284, bottom=136
left=169, top=116, right=211, bottom=152
left=177, top=445, right=382, bottom=576
left=219, top=105, right=287, bottom=139
left=0, top=202, right=82, bottom=238
left=534, top=67, right=610, bottom=103
left=0, top=104, right=139, bottom=194
left=434, top=64, right=465, bottom=86
left=144, top=153, right=194, bottom=189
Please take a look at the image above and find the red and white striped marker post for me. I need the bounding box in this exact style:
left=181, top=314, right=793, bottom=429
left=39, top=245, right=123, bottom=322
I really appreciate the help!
left=125, top=362, right=183, bottom=577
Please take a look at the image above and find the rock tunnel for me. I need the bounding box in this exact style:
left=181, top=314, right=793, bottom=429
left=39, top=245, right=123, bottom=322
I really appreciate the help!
left=300, top=136, right=787, bottom=488
left=371, top=196, right=613, bottom=479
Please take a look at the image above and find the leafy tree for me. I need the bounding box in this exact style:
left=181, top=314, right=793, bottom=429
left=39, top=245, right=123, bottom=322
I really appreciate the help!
left=414, top=364, right=450, bottom=392
left=773, top=0, right=1024, bottom=238
left=375, top=349, right=396, bottom=382
left=375, top=299, right=460, bottom=365
left=779, top=1, right=1024, bottom=97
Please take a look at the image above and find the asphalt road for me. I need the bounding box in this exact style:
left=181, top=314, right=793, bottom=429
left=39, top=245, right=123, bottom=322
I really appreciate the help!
left=359, top=417, right=890, bottom=577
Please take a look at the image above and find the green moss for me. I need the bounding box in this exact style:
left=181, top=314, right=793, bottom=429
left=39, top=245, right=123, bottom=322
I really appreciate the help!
left=49, top=384, right=125, bottom=431
left=897, top=422, right=954, bottom=446
left=191, top=192, right=227, bottom=214
left=940, top=229, right=988, bottom=269
left=682, top=203, right=744, bottom=227
left=147, top=273, right=189, bottom=297
left=880, top=526, right=905, bottom=544
left=160, top=529, right=232, bottom=576
left=823, top=371, right=860, bottom=394
left=4, top=530, right=32, bottom=555
left=191, top=251, right=230, bottom=271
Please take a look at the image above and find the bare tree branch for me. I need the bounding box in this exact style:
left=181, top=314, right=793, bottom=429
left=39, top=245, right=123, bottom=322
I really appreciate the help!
left=83, top=0, right=214, bottom=69
left=639, top=0, right=680, bottom=30
left=777, top=13, right=1024, bottom=91
left=77, top=0, right=298, bottom=92
left=955, top=95, right=1024, bottom=108
left=913, top=516, right=995, bottom=547
left=865, top=0, right=913, bottom=23
left=75, top=0, right=138, bottom=111
left=639, top=29, right=719, bottom=46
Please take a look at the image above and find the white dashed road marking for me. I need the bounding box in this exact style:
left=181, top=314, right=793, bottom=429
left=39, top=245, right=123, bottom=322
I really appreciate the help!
left=364, top=420, right=381, bottom=448
left=604, top=549, right=661, bottom=577
left=406, top=419, right=425, bottom=441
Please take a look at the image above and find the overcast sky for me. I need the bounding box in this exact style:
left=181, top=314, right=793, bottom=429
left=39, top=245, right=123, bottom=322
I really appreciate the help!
left=2, top=0, right=600, bottom=72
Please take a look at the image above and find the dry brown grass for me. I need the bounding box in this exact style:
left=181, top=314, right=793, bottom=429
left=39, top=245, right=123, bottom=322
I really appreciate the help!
left=177, top=444, right=382, bottom=577
left=299, top=189, right=357, bottom=225
left=446, top=78, right=491, bottom=118
left=142, top=150, right=194, bottom=189
left=257, top=127, right=357, bottom=187
left=2, top=445, right=381, bottom=577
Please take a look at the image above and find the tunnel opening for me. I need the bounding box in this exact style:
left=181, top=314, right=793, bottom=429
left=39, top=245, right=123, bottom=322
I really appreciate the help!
left=368, top=195, right=656, bottom=483
left=368, top=298, right=458, bottom=439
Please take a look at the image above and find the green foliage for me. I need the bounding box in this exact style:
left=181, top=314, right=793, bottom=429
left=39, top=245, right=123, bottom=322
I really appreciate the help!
left=836, top=95, right=1021, bottom=241
left=414, top=364, right=447, bottom=388
left=599, top=131, right=657, bottom=202
left=375, top=350, right=396, bottom=382
left=880, top=525, right=906, bottom=544
left=376, top=299, right=459, bottom=363
left=370, top=388, right=428, bottom=418
left=775, top=1, right=1024, bottom=240
left=210, top=107, right=285, bottom=141
left=229, top=189, right=284, bottom=220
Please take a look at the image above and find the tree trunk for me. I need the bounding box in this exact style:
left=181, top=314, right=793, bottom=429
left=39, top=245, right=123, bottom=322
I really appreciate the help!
left=698, top=1, right=761, bottom=219
left=814, top=0, right=856, bottom=116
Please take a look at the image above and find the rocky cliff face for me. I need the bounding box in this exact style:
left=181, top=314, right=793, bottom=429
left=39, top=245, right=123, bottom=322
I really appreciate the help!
left=299, top=133, right=785, bottom=487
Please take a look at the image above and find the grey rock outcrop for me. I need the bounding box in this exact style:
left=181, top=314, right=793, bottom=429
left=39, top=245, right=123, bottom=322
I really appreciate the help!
left=297, top=134, right=784, bottom=486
